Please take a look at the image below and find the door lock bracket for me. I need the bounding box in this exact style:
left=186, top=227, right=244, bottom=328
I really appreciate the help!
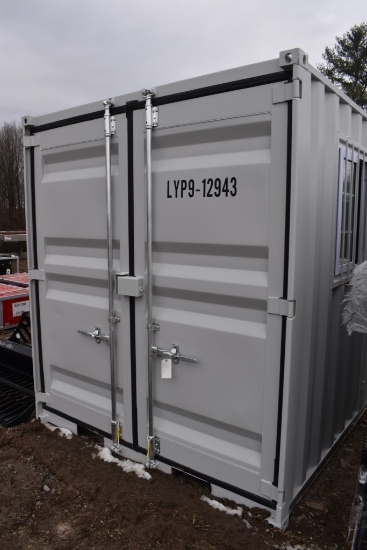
left=77, top=326, right=110, bottom=344
left=147, top=323, right=160, bottom=332
left=146, top=435, right=158, bottom=468
left=109, top=315, right=120, bottom=324
left=153, top=436, right=160, bottom=454
left=151, top=343, right=197, bottom=365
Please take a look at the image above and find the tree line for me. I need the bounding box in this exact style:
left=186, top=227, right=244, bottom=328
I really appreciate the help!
left=0, top=122, right=25, bottom=231
left=0, top=22, right=365, bottom=233
left=317, top=22, right=367, bottom=110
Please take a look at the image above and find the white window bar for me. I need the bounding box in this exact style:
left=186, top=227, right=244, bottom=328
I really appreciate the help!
left=360, top=151, right=367, bottom=263
left=346, top=143, right=355, bottom=279
left=334, top=141, right=365, bottom=277
left=339, top=140, right=348, bottom=280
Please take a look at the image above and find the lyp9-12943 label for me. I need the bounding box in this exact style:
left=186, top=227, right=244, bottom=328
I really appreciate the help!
left=167, top=177, right=237, bottom=198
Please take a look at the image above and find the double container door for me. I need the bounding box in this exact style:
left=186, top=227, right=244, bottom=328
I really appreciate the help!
left=32, top=82, right=288, bottom=503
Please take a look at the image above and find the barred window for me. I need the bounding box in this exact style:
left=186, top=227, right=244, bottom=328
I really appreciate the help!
left=335, top=143, right=367, bottom=276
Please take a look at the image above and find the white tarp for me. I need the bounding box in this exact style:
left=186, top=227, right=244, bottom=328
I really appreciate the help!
left=342, top=261, right=367, bottom=335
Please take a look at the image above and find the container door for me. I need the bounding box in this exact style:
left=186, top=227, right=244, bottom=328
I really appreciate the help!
left=134, top=84, right=288, bottom=500
left=31, top=116, right=132, bottom=437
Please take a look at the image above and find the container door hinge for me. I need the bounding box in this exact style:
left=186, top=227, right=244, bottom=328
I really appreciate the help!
left=28, top=269, right=45, bottom=281
left=23, top=135, right=40, bottom=148
left=260, top=479, right=281, bottom=502
left=272, top=79, right=301, bottom=104
left=36, top=391, right=51, bottom=404
left=268, top=297, right=296, bottom=318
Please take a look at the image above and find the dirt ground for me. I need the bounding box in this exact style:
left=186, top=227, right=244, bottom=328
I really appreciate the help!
left=1, top=257, right=366, bottom=549
left=0, top=411, right=366, bottom=550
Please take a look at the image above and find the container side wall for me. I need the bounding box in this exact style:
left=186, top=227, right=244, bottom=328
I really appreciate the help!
left=307, top=89, right=340, bottom=466
left=278, top=67, right=367, bottom=524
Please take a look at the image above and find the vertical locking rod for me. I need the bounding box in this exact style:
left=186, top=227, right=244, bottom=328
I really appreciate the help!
left=142, top=88, right=157, bottom=467
left=103, top=98, right=120, bottom=449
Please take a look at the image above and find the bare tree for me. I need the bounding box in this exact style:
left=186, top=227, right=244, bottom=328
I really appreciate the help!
left=0, top=121, right=25, bottom=230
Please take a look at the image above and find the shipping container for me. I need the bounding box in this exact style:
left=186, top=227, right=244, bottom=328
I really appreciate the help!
left=23, top=48, right=367, bottom=528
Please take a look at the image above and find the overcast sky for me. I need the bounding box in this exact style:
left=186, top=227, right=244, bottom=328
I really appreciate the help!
left=0, top=0, right=365, bottom=126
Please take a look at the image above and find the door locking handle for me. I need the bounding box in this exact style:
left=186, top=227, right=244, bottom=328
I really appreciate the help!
left=151, top=343, right=197, bottom=364
left=77, top=326, right=110, bottom=344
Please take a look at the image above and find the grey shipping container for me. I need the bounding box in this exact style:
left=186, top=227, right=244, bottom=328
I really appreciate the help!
left=23, top=48, right=367, bottom=528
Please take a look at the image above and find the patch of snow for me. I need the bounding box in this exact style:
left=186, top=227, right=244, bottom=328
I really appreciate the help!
left=96, top=446, right=151, bottom=480
left=200, top=495, right=242, bottom=517
left=44, top=423, right=73, bottom=439
left=243, top=518, right=251, bottom=529
left=58, top=428, right=73, bottom=439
